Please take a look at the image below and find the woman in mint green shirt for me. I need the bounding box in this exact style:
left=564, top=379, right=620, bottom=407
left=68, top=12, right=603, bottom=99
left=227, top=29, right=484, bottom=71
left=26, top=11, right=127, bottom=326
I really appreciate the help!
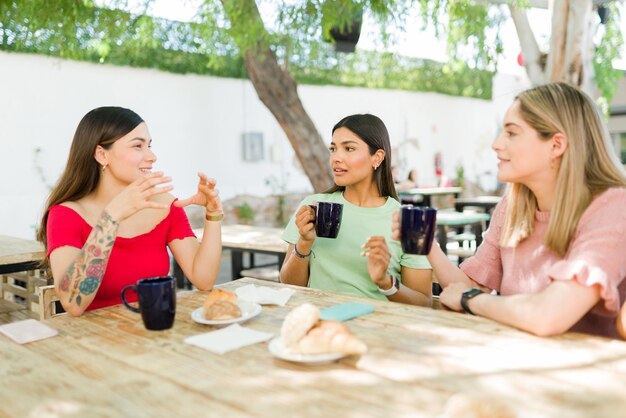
left=281, top=114, right=432, bottom=306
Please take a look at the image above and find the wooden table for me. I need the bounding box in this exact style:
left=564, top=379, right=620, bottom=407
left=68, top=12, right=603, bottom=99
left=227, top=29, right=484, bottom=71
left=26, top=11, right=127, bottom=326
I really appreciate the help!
left=399, top=187, right=463, bottom=207
left=0, top=235, right=45, bottom=274
left=188, top=224, right=288, bottom=283
left=2, top=277, right=626, bottom=417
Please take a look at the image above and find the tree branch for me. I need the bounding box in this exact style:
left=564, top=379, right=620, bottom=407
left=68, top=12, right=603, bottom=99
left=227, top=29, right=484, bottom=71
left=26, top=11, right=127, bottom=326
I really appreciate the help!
left=509, top=5, right=545, bottom=85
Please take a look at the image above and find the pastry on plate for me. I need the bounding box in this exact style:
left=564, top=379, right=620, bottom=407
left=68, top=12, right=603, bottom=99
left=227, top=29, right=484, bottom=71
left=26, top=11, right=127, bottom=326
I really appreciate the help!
left=204, top=288, right=240, bottom=320
left=280, top=303, right=366, bottom=355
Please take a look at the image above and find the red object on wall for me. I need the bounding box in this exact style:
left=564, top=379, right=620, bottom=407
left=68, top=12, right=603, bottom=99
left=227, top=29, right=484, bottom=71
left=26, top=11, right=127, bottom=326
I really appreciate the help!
left=434, top=152, right=443, bottom=177
left=517, top=52, right=524, bottom=67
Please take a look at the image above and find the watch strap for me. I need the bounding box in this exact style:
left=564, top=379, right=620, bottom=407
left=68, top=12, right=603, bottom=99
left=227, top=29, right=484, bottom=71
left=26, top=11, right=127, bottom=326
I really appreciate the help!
left=461, top=288, right=484, bottom=315
left=378, top=275, right=400, bottom=296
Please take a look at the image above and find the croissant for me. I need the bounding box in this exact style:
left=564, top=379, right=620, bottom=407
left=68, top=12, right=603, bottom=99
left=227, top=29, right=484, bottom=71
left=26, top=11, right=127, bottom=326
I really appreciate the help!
left=280, top=303, right=320, bottom=349
left=296, top=320, right=367, bottom=355
left=204, top=288, right=237, bottom=308
left=204, top=289, right=240, bottom=320
left=204, top=300, right=241, bottom=320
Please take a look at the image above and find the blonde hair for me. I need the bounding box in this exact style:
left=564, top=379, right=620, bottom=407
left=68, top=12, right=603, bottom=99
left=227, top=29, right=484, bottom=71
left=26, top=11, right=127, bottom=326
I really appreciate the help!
left=501, top=82, right=626, bottom=256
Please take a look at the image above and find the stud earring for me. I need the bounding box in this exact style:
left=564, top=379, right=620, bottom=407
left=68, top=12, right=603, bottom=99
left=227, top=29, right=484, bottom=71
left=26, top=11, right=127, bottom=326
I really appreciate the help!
left=101, top=164, right=107, bottom=172
left=373, top=165, right=378, bottom=171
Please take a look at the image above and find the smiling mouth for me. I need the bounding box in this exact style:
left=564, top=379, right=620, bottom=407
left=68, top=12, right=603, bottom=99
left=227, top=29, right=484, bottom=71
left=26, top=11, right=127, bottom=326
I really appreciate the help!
left=140, top=168, right=152, bottom=173
left=333, top=168, right=347, bottom=174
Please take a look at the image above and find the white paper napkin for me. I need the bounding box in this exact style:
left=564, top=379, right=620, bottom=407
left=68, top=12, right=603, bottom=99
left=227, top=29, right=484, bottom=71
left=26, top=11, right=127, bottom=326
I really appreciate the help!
left=235, top=284, right=294, bottom=306
left=0, top=319, right=58, bottom=344
left=184, top=324, right=273, bottom=355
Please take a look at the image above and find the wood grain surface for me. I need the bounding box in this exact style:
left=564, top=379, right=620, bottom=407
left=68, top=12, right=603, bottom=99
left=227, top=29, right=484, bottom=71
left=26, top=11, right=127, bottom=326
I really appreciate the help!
left=2, top=278, right=626, bottom=418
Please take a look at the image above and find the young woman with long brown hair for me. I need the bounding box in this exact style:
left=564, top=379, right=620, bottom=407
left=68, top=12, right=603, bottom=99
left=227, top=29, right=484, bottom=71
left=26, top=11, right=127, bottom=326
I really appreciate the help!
left=38, top=107, right=223, bottom=316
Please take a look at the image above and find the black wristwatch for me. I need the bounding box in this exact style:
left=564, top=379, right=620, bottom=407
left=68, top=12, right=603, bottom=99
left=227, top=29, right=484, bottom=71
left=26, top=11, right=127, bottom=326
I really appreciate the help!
left=461, top=288, right=484, bottom=315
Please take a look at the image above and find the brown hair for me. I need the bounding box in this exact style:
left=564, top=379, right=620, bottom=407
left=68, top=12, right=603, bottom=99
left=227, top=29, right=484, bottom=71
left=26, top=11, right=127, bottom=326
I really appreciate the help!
left=324, top=113, right=399, bottom=201
left=37, top=107, right=144, bottom=262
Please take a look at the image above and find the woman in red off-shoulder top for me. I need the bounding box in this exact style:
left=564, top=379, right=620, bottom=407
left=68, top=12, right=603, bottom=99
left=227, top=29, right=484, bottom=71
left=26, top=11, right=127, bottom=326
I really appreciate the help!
left=38, top=107, right=223, bottom=316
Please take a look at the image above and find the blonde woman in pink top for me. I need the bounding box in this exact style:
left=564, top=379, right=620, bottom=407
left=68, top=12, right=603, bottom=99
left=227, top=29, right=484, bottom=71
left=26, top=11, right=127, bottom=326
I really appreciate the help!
left=394, top=82, right=626, bottom=338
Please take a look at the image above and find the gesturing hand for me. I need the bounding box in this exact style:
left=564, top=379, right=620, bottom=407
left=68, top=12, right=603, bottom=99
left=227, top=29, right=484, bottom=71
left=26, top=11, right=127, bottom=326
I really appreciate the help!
left=106, top=172, right=173, bottom=222
left=175, top=172, right=223, bottom=213
left=361, top=236, right=391, bottom=288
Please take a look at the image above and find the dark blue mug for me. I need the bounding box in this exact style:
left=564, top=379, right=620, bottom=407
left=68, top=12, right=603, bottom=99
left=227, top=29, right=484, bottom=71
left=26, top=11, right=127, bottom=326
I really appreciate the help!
left=121, top=276, right=176, bottom=330
left=309, top=202, right=343, bottom=238
left=400, top=206, right=437, bottom=255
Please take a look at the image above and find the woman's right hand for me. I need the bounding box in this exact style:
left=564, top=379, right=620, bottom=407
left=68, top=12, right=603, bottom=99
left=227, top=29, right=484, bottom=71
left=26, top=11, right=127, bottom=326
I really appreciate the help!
left=105, top=172, right=173, bottom=222
left=295, top=204, right=317, bottom=243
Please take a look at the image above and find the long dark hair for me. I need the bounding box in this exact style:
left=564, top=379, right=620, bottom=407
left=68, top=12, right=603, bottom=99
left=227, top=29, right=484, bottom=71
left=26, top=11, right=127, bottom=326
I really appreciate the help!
left=37, top=107, right=144, bottom=259
left=324, top=113, right=398, bottom=201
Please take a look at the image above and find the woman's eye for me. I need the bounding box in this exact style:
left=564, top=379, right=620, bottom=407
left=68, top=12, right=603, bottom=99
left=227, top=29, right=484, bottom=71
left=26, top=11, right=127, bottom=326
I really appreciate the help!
left=328, top=147, right=335, bottom=152
left=345, top=147, right=354, bottom=152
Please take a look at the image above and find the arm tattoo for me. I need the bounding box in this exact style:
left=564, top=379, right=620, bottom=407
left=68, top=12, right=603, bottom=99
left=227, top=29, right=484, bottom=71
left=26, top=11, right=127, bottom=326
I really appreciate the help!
left=63, top=210, right=119, bottom=307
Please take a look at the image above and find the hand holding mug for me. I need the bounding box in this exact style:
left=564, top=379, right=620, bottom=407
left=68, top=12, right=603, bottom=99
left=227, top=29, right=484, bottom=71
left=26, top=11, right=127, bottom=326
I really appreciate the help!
left=175, top=172, right=222, bottom=213
left=294, top=204, right=317, bottom=243
left=106, top=171, right=173, bottom=222
left=308, top=202, right=343, bottom=239
left=361, top=236, right=391, bottom=288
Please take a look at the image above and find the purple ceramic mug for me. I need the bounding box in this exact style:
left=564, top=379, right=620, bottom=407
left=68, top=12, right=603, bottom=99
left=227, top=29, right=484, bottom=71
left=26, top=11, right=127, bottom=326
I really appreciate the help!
left=308, top=202, right=343, bottom=238
left=400, top=206, right=437, bottom=255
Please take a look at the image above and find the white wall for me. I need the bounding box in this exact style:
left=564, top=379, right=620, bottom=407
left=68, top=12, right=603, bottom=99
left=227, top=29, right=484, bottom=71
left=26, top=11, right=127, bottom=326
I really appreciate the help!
left=0, top=51, right=520, bottom=239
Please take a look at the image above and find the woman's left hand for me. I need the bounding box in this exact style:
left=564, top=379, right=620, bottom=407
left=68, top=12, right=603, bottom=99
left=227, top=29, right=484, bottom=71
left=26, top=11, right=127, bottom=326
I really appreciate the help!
left=175, top=172, right=223, bottom=213
left=439, top=282, right=473, bottom=312
left=362, top=236, right=391, bottom=288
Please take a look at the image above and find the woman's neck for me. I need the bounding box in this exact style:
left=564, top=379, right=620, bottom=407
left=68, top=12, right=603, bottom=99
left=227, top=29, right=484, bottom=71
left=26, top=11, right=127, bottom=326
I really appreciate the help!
left=527, top=179, right=557, bottom=212
left=343, top=182, right=386, bottom=207
left=90, top=176, right=126, bottom=208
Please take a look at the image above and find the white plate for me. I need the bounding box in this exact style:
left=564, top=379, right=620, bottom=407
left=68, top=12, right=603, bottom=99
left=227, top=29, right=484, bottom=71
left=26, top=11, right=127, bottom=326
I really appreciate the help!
left=191, top=301, right=262, bottom=326
left=268, top=337, right=346, bottom=364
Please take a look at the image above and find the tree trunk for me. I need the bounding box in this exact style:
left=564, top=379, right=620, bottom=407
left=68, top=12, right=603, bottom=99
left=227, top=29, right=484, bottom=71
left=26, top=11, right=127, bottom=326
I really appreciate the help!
left=510, top=0, right=595, bottom=97
left=220, top=0, right=333, bottom=192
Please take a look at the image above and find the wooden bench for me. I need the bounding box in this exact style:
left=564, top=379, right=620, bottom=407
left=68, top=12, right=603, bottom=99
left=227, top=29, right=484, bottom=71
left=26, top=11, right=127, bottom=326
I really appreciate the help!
left=1, top=270, right=51, bottom=318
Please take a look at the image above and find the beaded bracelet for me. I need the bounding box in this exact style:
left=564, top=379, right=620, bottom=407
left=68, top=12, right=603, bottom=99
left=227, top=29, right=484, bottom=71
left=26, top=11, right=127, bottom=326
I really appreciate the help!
left=293, top=243, right=313, bottom=259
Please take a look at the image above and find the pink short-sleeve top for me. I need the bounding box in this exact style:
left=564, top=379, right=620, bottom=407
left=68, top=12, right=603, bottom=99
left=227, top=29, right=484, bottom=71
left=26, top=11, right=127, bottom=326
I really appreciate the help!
left=460, top=187, right=626, bottom=338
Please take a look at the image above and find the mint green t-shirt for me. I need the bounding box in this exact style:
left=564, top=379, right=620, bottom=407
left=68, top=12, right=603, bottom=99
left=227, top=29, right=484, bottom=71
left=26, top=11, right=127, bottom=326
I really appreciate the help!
left=282, top=191, right=431, bottom=300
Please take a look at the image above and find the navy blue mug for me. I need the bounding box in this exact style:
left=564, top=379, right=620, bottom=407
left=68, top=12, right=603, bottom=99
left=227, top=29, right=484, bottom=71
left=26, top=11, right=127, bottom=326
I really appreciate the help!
left=121, top=276, right=176, bottom=330
left=309, top=202, right=343, bottom=238
left=400, top=206, right=437, bottom=255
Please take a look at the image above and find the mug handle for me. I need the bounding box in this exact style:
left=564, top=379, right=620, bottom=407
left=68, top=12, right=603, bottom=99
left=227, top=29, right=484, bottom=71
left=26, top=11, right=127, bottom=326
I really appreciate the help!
left=121, top=285, right=140, bottom=313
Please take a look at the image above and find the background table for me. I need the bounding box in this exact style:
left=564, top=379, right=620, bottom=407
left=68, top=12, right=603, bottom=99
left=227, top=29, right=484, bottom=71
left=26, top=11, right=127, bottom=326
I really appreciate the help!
left=0, top=235, right=45, bottom=274
left=185, top=224, right=287, bottom=284
left=398, top=187, right=462, bottom=207
left=436, top=211, right=491, bottom=254
left=2, top=278, right=626, bottom=417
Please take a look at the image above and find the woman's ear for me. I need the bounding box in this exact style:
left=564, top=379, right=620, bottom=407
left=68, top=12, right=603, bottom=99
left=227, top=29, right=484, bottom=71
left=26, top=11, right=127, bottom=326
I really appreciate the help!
left=373, top=149, right=385, bottom=168
left=551, top=133, right=568, bottom=158
left=94, top=145, right=108, bottom=167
